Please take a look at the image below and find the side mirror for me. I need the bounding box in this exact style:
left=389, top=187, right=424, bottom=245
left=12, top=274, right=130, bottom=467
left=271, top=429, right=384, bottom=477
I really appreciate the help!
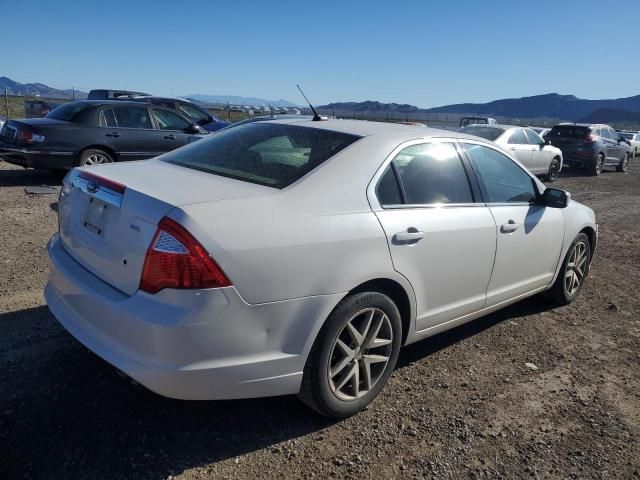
left=544, top=138, right=551, bottom=145
left=542, top=187, right=570, bottom=208
left=186, top=124, right=204, bottom=134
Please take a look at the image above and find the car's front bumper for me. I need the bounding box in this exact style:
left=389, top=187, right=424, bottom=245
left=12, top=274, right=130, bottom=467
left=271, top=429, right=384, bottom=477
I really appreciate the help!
left=0, top=145, right=75, bottom=169
left=45, top=233, right=344, bottom=400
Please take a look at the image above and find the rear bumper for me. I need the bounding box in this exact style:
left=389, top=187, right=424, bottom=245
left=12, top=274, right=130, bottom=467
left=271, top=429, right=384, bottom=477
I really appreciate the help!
left=561, top=149, right=597, bottom=167
left=45, top=233, right=343, bottom=400
left=0, top=145, right=75, bottom=169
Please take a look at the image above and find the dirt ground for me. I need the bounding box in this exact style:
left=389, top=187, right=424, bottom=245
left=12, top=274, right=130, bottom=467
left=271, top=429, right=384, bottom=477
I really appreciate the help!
left=0, top=160, right=638, bottom=480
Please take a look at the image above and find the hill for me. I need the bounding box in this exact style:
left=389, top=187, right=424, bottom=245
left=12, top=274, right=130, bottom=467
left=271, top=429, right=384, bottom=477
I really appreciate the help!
left=187, top=94, right=296, bottom=108
left=319, top=93, right=640, bottom=123
left=0, top=76, right=87, bottom=99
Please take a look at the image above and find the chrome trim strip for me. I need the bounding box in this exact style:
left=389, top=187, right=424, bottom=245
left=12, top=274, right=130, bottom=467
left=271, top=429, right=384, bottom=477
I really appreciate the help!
left=70, top=174, right=123, bottom=208
left=0, top=147, right=74, bottom=156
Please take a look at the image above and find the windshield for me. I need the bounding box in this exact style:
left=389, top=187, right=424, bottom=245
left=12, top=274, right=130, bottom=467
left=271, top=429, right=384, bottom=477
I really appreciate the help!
left=461, top=126, right=505, bottom=141
left=47, top=102, right=91, bottom=121
left=159, top=123, right=360, bottom=188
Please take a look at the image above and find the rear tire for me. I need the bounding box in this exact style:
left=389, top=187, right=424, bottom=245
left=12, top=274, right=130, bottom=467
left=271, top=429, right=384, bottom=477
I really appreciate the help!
left=298, top=291, right=402, bottom=418
left=590, top=153, right=604, bottom=176
left=543, top=158, right=560, bottom=182
left=76, top=148, right=114, bottom=167
left=548, top=233, right=591, bottom=306
left=616, top=153, right=629, bottom=172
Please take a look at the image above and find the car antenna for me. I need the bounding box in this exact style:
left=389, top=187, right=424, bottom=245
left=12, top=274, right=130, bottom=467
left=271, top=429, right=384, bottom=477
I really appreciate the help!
left=296, top=84, right=322, bottom=121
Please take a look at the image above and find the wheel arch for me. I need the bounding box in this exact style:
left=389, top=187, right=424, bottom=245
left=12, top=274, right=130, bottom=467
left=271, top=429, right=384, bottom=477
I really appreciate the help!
left=580, top=226, right=597, bottom=259
left=76, top=145, right=119, bottom=164
left=349, top=278, right=413, bottom=345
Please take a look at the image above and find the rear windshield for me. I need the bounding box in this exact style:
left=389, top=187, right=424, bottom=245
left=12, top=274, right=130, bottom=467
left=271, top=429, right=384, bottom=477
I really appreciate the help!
left=620, top=132, right=633, bottom=139
left=159, top=123, right=361, bottom=188
left=47, top=102, right=91, bottom=121
left=547, top=125, right=591, bottom=138
left=461, top=126, right=505, bottom=141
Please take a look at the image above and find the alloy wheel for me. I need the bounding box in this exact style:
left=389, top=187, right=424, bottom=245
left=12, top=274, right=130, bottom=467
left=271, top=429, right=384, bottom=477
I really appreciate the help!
left=327, top=307, right=393, bottom=401
left=82, top=153, right=112, bottom=166
left=549, top=161, right=559, bottom=179
left=564, top=241, right=588, bottom=296
left=595, top=156, right=603, bottom=175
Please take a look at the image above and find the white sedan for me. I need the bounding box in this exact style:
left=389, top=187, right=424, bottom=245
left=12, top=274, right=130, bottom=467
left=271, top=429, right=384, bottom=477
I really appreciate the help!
left=46, top=119, right=597, bottom=418
left=462, top=124, right=564, bottom=182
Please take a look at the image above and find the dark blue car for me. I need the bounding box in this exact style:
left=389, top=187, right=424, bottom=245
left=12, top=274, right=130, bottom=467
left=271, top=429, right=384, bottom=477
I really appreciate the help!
left=129, top=96, right=230, bottom=132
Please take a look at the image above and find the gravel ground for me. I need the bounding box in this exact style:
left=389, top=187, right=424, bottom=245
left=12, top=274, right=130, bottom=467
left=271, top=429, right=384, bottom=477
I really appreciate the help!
left=0, top=160, right=638, bottom=480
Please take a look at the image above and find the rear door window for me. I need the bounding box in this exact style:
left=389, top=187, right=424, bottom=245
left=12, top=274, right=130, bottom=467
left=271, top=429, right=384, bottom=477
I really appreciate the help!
left=508, top=129, right=527, bottom=145
left=100, top=108, right=117, bottom=128
left=113, top=106, right=152, bottom=129
left=390, top=142, right=474, bottom=205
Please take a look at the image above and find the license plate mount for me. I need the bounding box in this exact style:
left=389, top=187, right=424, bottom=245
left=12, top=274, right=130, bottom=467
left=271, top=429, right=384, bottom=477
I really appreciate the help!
left=83, top=197, right=109, bottom=236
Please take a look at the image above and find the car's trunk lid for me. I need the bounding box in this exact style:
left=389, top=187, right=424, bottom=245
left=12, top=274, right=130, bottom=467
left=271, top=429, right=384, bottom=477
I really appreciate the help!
left=58, top=159, right=275, bottom=295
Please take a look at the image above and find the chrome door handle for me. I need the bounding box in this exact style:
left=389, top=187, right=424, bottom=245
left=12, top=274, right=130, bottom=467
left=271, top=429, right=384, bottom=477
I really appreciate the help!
left=510, top=147, right=517, bottom=151
left=500, top=220, right=520, bottom=233
left=393, top=229, right=425, bottom=244
left=164, top=134, right=176, bottom=140
left=105, top=132, right=120, bottom=138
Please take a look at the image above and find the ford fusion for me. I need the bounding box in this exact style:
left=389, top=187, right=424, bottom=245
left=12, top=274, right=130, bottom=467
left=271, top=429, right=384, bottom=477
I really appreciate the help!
left=46, top=119, right=597, bottom=418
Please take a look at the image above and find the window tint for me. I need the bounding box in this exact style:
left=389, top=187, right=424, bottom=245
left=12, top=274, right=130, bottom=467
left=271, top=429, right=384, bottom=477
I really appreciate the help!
left=508, top=129, right=527, bottom=145
left=376, top=166, right=402, bottom=206
left=46, top=102, right=91, bottom=121
left=152, top=108, right=191, bottom=130
left=524, top=129, right=543, bottom=144
left=463, top=144, right=536, bottom=203
left=160, top=123, right=360, bottom=189
left=100, top=108, right=117, bottom=128
left=460, top=126, right=505, bottom=141
left=178, top=103, right=211, bottom=123
left=392, top=143, right=473, bottom=204
left=113, top=107, right=151, bottom=129
left=547, top=125, right=591, bottom=138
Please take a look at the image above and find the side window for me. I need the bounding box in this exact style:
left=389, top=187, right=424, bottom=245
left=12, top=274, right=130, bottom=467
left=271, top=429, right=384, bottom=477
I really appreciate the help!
left=392, top=142, right=474, bottom=205
left=376, top=165, right=403, bottom=206
left=151, top=108, right=191, bottom=131
left=524, top=129, right=542, bottom=145
left=463, top=143, right=537, bottom=203
left=100, top=108, right=117, bottom=128
left=508, top=129, right=527, bottom=144
left=113, top=107, right=151, bottom=129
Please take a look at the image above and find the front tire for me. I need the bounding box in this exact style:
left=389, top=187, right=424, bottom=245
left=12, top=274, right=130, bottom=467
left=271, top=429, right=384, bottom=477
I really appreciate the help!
left=298, top=291, right=402, bottom=418
left=616, top=153, right=629, bottom=172
left=548, top=233, right=591, bottom=306
left=591, top=153, right=604, bottom=176
left=544, top=158, right=560, bottom=182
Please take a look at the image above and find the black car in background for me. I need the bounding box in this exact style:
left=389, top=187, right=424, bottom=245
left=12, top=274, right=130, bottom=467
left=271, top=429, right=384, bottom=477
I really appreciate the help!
left=546, top=123, right=630, bottom=175
left=128, top=96, right=230, bottom=132
left=0, top=100, right=208, bottom=170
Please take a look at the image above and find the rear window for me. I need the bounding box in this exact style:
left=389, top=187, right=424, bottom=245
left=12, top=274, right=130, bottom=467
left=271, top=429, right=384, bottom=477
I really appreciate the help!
left=47, top=102, right=91, bottom=121
left=159, top=123, right=360, bottom=188
left=547, top=125, right=591, bottom=138
left=620, top=133, right=633, bottom=139
left=461, top=126, right=505, bottom=141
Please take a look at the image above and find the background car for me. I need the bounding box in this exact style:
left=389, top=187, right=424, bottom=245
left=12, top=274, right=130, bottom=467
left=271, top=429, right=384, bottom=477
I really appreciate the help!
left=461, top=124, right=563, bottom=181
left=0, top=100, right=208, bottom=169
left=88, top=89, right=151, bottom=100
left=128, top=96, right=230, bottom=132
left=618, top=131, right=640, bottom=157
left=545, top=124, right=630, bottom=175
left=458, top=116, right=497, bottom=127
left=46, top=119, right=596, bottom=418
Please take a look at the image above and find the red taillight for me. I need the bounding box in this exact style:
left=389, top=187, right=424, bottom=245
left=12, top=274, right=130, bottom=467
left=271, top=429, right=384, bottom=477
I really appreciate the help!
left=584, top=135, right=596, bottom=143
left=139, top=217, right=231, bottom=294
left=78, top=171, right=126, bottom=194
left=18, top=130, right=33, bottom=142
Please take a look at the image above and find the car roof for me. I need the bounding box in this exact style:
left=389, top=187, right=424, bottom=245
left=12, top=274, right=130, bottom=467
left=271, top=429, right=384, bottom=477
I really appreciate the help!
left=73, top=100, right=152, bottom=106
left=255, top=117, right=486, bottom=141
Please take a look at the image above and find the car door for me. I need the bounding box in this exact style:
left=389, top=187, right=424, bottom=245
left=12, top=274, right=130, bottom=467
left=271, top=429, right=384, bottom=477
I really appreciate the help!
left=610, top=128, right=627, bottom=162
left=461, top=142, right=564, bottom=306
left=598, top=127, right=617, bottom=163
left=100, top=106, right=165, bottom=161
left=371, top=141, right=497, bottom=331
left=506, top=128, right=534, bottom=169
left=524, top=128, right=548, bottom=173
left=149, top=107, right=193, bottom=153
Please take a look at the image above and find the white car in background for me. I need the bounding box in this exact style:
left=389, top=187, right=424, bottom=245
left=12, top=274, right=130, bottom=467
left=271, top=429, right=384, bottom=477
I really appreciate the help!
left=618, top=131, right=640, bottom=157
left=462, top=124, right=564, bottom=182
left=45, top=119, right=597, bottom=418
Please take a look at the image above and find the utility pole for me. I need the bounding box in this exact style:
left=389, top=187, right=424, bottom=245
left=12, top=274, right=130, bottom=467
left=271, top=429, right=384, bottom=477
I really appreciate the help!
left=4, top=87, right=9, bottom=120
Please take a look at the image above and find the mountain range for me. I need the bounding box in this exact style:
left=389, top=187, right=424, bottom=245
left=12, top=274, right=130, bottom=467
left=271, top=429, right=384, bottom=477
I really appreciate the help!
left=0, top=76, right=87, bottom=99
left=320, top=93, right=640, bottom=123
left=186, top=94, right=296, bottom=108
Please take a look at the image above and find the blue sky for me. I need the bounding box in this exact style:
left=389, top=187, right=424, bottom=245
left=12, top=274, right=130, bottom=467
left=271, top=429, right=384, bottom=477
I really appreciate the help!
left=3, top=0, right=639, bottom=107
